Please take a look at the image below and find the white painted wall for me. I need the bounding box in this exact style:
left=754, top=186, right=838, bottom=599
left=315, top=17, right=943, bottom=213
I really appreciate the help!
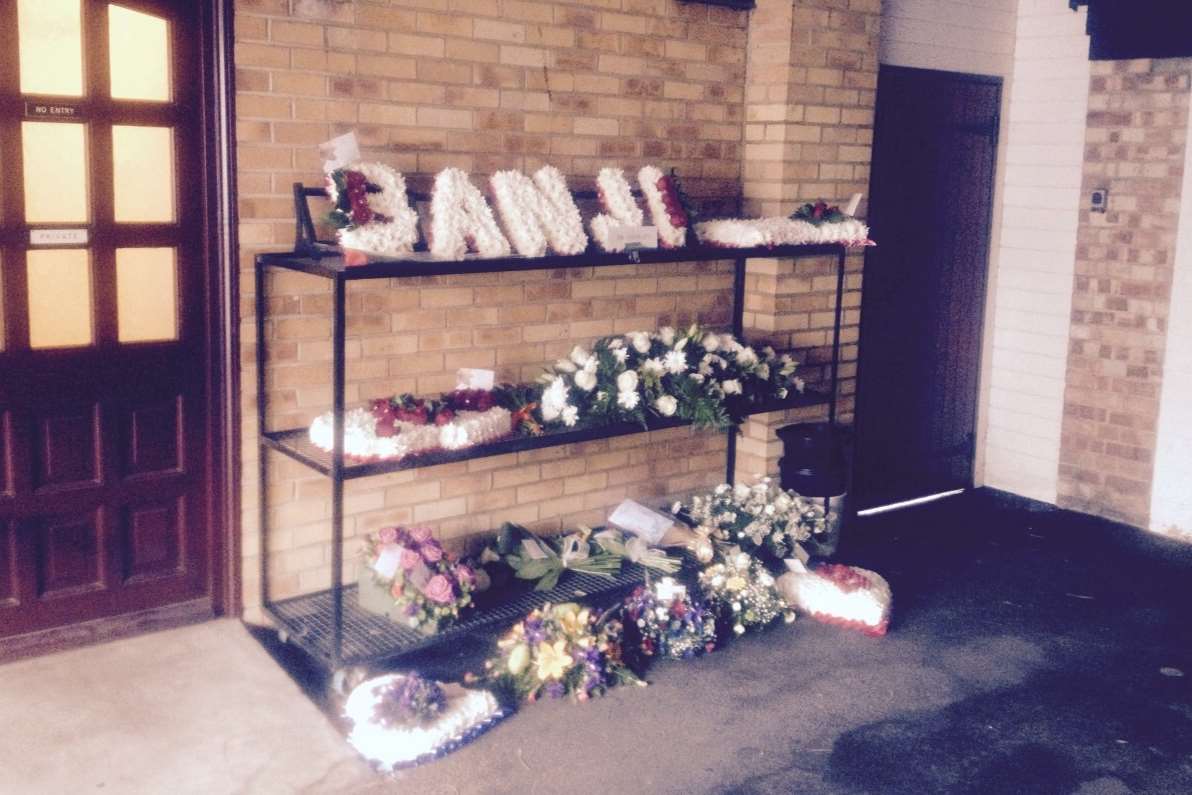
left=1149, top=114, right=1192, bottom=541
left=879, top=0, right=1017, bottom=77
left=981, top=1, right=1090, bottom=503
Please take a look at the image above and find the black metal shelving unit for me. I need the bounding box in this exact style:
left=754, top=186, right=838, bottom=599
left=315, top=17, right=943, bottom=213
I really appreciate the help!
left=256, top=189, right=849, bottom=671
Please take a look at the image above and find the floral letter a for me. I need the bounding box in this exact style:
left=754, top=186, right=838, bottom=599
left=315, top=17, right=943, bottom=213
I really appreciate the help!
left=430, top=168, right=512, bottom=260
left=491, top=166, right=589, bottom=258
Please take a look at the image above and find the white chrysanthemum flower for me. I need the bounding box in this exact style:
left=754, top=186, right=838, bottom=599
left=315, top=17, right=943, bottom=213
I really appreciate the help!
left=757, top=363, right=770, bottom=380
left=555, top=359, right=577, bottom=373
left=642, top=358, right=665, bottom=377
left=736, top=347, right=758, bottom=367
left=613, top=347, right=628, bottom=364
left=654, top=395, right=678, bottom=416
left=616, top=370, right=639, bottom=392
left=659, top=326, right=676, bottom=346
left=663, top=349, right=687, bottom=375
left=722, top=379, right=742, bottom=395
left=570, top=345, right=589, bottom=367
left=541, top=376, right=568, bottom=421
left=561, top=405, right=579, bottom=427
left=630, top=332, right=651, bottom=354
left=608, top=337, right=624, bottom=349
left=617, top=389, right=640, bottom=410
left=574, top=368, right=597, bottom=392
left=701, top=333, right=720, bottom=351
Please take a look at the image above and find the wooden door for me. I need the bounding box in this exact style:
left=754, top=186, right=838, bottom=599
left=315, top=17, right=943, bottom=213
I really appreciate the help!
left=0, top=0, right=217, bottom=644
left=852, top=66, right=1001, bottom=510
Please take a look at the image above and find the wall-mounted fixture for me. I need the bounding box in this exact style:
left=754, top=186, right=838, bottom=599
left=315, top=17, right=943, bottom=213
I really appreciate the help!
left=1091, top=188, right=1109, bottom=214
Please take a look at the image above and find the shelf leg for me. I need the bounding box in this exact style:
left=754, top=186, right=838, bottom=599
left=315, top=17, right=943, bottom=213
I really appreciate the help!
left=331, top=276, right=346, bottom=668
left=255, top=258, right=270, bottom=608
left=726, top=256, right=748, bottom=485
left=829, top=247, right=846, bottom=427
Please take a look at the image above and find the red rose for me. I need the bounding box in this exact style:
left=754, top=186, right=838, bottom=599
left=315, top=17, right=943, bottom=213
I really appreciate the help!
left=434, top=408, right=455, bottom=426
left=423, top=574, right=455, bottom=604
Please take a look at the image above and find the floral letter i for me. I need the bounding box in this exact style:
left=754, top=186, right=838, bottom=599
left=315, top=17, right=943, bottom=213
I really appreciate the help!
left=430, top=168, right=512, bottom=259
left=491, top=166, right=589, bottom=257
left=589, top=167, right=645, bottom=252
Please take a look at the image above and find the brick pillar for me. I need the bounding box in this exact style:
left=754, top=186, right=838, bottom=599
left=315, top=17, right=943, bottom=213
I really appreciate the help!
left=734, top=0, right=879, bottom=481
left=1058, top=58, right=1192, bottom=529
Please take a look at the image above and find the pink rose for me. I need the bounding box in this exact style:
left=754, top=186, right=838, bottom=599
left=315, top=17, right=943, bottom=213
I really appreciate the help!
left=423, top=574, right=455, bottom=604
left=400, top=547, right=422, bottom=571
left=378, top=527, right=398, bottom=545
left=454, top=564, right=476, bottom=588
left=420, top=539, right=444, bottom=563
left=408, top=527, right=433, bottom=544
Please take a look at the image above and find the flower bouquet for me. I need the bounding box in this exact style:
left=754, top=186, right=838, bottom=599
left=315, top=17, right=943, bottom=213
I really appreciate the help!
left=697, top=549, right=794, bottom=636
left=493, top=523, right=679, bottom=592
left=480, top=602, right=643, bottom=704
left=674, top=478, right=827, bottom=573
left=359, top=526, right=477, bottom=634
left=536, top=324, right=803, bottom=433
left=621, top=578, right=717, bottom=663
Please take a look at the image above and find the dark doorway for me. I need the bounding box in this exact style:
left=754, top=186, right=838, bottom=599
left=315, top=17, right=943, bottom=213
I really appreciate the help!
left=852, top=66, right=1001, bottom=511
left=0, top=0, right=234, bottom=656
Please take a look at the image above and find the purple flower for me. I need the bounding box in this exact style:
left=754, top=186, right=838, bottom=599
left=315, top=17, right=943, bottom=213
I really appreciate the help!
left=422, top=574, right=455, bottom=604
left=378, top=527, right=398, bottom=545
left=400, top=547, right=422, bottom=572
left=454, top=564, right=476, bottom=588
left=545, top=682, right=566, bottom=699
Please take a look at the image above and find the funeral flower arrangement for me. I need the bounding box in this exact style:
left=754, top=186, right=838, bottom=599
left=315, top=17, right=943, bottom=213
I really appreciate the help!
left=492, top=522, right=680, bottom=592
left=308, top=389, right=512, bottom=461
left=325, top=162, right=420, bottom=257
left=621, top=578, right=717, bottom=662
left=696, top=199, right=871, bottom=249
left=698, top=549, right=795, bottom=636
left=343, top=672, right=506, bottom=771
left=674, top=478, right=828, bottom=572
left=481, top=602, right=643, bottom=704
left=536, top=324, right=802, bottom=432
left=360, top=526, right=477, bottom=633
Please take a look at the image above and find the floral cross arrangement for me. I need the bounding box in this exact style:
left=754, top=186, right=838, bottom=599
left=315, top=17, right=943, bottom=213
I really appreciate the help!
left=480, top=602, right=644, bottom=704
left=673, top=478, right=827, bottom=573
left=537, top=323, right=802, bottom=432
left=360, top=526, right=477, bottom=634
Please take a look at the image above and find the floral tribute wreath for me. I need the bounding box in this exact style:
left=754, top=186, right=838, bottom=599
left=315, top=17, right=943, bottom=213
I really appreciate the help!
left=621, top=578, right=717, bottom=662
left=343, top=672, right=507, bottom=771
left=326, top=162, right=419, bottom=257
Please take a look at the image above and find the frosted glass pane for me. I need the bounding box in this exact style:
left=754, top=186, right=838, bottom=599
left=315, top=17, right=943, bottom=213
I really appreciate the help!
left=22, top=122, right=88, bottom=223
left=28, top=249, right=92, bottom=348
left=18, top=0, right=83, bottom=97
left=113, top=126, right=175, bottom=223
left=109, top=5, right=170, bottom=102
left=116, top=248, right=177, bottom=342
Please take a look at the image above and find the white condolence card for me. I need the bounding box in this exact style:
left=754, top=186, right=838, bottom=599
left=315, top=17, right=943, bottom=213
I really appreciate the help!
left=608, top=499, right=674, bottom=546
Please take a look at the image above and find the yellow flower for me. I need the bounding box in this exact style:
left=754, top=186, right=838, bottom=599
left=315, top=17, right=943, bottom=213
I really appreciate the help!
left=507, top=643, right=530, bottom=676
left=535, top=640, right=571, bottom=681
left=725, top=576, right=747, bottom=591
left=553, top=603, right=590, bottom=636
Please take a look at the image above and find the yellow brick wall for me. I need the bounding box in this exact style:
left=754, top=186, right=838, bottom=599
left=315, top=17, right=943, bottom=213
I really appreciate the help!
left=234, top=0, right=879, bottom=613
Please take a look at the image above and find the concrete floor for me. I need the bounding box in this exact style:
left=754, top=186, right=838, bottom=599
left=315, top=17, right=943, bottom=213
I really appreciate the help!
left=3, top=490, right=1192, bottom=794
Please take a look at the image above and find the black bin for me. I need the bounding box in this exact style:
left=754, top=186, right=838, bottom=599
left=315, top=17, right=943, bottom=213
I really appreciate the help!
left=776, top=422, right=848, bottom=557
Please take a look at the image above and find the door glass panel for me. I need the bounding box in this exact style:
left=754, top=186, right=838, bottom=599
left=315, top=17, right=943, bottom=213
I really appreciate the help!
left=22, top=122, right=89, bottom=224
left=17, top=0, right=84, bottom=97
left=112, top=126, right=175, bottom=223
left=27, top=249, right=92, bottom=348
left=109, top=5, right=171, bottom=102
left=116, top=248, right=177, bottom=342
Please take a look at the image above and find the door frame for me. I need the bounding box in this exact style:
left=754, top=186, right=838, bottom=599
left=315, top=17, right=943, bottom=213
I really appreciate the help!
left=2, top=0, right=239, bottom=660
left=853, top=64, right=1002, bottom=511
